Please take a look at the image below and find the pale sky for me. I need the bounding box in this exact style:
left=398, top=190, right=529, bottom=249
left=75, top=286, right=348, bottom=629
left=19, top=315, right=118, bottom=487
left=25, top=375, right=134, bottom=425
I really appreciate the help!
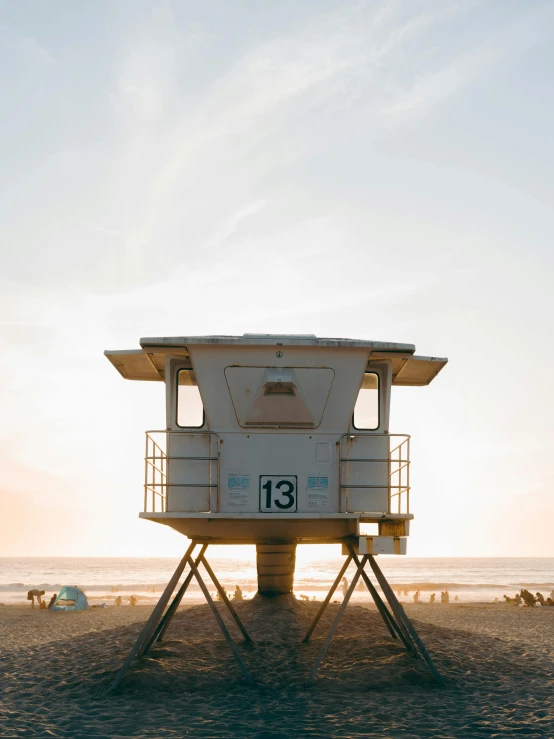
left=1, top=0, right=553, bottom=558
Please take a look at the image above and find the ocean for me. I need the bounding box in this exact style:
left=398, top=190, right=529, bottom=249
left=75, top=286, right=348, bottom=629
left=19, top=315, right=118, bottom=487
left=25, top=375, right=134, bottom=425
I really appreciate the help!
left=2, top=554, right=553, bottom=606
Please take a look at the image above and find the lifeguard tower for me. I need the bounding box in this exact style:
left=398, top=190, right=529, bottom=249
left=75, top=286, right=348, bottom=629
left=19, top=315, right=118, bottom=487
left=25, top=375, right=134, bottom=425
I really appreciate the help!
left=106, top=334, right=447, bottom=689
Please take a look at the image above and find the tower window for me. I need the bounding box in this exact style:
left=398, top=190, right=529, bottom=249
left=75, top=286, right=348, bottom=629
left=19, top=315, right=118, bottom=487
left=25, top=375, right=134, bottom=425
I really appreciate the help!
left=176, top=369, right=204, bottom=428
left=353, top=372, right=379, bottom=430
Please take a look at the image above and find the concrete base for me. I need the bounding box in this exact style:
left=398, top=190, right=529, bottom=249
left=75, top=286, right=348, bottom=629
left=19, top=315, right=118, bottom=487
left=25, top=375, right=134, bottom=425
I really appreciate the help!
left=256, top=543, right=296, bottom=596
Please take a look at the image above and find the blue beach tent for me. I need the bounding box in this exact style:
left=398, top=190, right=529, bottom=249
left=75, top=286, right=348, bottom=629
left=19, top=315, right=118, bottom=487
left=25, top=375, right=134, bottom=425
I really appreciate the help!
left=50, top=586, right=89, bottom=611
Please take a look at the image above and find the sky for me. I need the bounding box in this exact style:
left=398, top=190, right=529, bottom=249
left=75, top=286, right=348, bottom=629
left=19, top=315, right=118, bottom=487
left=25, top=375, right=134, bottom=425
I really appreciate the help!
left=1, top=0, right=553, bottom=558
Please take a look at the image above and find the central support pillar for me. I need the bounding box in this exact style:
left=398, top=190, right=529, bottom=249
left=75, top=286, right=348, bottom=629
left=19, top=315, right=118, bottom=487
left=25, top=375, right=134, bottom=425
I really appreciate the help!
left=256, top=543, right=297, bottom=596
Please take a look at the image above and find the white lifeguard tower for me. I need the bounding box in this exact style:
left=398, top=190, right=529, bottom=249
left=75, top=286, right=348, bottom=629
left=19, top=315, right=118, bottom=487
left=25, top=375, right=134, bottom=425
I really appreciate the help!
left=106, top=334, right=447, bottom=689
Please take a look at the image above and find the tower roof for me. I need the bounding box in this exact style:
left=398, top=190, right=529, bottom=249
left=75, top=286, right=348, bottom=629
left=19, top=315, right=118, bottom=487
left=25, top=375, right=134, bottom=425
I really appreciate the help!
left=104, top=333, right=447, bottom=386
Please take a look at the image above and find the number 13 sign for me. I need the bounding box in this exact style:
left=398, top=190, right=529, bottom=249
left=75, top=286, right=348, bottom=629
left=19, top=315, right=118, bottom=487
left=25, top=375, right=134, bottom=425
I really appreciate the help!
left=259, top=476, right=297, bottom=512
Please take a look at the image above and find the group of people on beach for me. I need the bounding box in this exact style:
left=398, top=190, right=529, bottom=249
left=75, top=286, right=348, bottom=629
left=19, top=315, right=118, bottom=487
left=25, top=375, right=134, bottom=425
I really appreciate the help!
left=27, top=589, right=141, bottom=609
left=113, top=595, right=138, bottom=606
left=406, top=590, right=458, bottom=604
left=215, top=585, right=245, bottom=602
left=502, top=589, right=554, bottom=607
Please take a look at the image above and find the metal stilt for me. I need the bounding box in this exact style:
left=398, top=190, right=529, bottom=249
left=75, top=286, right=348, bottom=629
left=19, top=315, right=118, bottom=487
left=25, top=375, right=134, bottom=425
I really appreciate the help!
left=367, top=555, right=444, bottom=686
left=305, top=556, right=366, bottom=686
left=346, top=544, right=418, bottom=656
left=141, top=544, right=208, bottom=656
left=302, top=555, right=352, bottom=643
left=185, top=554, right=255, bottom=685
left=110, top=542, right=254, bottom=691
left=109, top=541, right=196, bottom=692
left=200, top=554, right=252, bottom=643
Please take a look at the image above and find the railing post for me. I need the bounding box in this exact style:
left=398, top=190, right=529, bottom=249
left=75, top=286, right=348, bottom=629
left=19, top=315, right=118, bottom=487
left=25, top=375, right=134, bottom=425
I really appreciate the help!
left=144, top=433, right=148, bottom=513
left=387, top=434, right=392, bottom=514
left=163, top=431, right=167, bottom=512
left=406, top=436, right=410, bottom=514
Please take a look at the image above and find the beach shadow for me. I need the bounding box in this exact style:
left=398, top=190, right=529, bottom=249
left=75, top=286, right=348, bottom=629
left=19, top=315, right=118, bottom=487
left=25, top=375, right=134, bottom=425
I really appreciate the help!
left=3, top=601, right=554, bottom=738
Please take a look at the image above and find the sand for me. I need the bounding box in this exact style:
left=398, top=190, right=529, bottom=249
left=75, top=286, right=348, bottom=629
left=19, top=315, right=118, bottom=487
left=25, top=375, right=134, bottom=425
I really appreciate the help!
left=1, top=598, right=553, bottom=738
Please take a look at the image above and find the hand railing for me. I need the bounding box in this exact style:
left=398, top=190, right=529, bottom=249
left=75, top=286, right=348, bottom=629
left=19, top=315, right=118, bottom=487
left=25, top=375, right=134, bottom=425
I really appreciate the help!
left=339, top=433, right=410, bottom=514
left=388, top=436, right=410, bottom=514
left=145, top=432, right=167, bottom=512
left=144, top=431, right=220, bottom=513
left=144, top=430, right=409, bottom=516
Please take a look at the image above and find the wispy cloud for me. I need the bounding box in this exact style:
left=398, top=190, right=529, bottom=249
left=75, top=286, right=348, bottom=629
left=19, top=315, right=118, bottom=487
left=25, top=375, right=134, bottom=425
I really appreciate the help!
left=202, top=199, right=267, bottom=251
left=104, top=0, right=554, bottom=290
left=380, top=2, right=554, bottom=120
left=0, top=24, right=54, bottom=63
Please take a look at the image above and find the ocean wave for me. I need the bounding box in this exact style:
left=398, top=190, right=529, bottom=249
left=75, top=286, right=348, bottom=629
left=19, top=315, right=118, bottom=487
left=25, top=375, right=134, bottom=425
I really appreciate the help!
left=382, top=582, right=554, bottom=591
left=1, top=580, right=553, bottom=592
left=0, top=583, right=200, bottom=592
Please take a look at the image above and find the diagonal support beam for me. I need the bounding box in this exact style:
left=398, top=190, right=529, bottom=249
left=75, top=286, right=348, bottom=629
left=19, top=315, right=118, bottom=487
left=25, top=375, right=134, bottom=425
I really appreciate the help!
left=302, top=555, right=352, bottom=643
left=367, top=554, right=444, bottom=686
left=346, top=543, right=417, bottom=657
left=305, top=556, right=366, bottom=687
left=185, top=554, right=255, bottom=685
left=109, top=541, right=197, bottom=692
left=141, top=544, right=208, bottom=656
left=200, top=554, right=252, bottom=643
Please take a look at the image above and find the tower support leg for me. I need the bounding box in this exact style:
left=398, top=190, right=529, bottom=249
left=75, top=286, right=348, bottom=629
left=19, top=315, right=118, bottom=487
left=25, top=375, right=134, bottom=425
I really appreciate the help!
left=109, top=541, right=196, bottom=692
left=301, top=555, right=352, bottom=642
left=185, top=554, right=254, bottom=685
left=305, top=556, right=366, bottom=686
left=256, top=543, right=296, bottom=595
left=367, top=555, right=444, bottom=686
left=200, top=553, right=252, bottom=643
left=346, top=543, right=418, bottom=657
left=109, top=542, right=254, bottom=692
left=303, top=549, right=443, bottom=687
left=141, top=544, right=208, bottom=655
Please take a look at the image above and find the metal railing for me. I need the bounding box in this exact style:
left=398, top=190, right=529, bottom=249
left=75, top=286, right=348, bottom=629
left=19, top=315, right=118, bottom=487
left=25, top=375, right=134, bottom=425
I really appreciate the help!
left=339, top=433, right=410, bottom=515
left=144, top=432, right=167, bottom=512
left=144, top=431, right=219, bottom=513
left=388, top=436, right=410, bottom=514
left=144, top=430, right=409, bottom=516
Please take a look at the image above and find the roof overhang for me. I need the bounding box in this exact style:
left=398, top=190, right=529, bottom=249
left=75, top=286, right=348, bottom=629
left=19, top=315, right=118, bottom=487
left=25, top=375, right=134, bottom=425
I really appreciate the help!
left=104, top=334, right=447, bottom=386
left=104, top=349, right=167, bottom=381
left=389, top=355, right=448, bottom=386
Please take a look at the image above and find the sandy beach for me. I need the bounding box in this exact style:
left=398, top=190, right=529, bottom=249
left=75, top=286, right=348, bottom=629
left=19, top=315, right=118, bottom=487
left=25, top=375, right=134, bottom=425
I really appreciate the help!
left=1, top=598, right=553, bottom=738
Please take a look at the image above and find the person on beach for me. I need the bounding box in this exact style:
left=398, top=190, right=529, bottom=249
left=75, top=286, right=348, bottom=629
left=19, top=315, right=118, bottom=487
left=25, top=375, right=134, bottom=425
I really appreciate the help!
left=520, top=589, right=536, bottom=607
left=341, top=577, right=349, bottom=598
left=233, top=585, right=243, bottom=601
left=47, top=594, right=57, bottom=609
left=27, top=589, right=46, bottom=609
left=441, top=590, right=450, bottom=604
left=413, top=591, right=420, bottom=604
left=129, top=595, right=138, bottom=606
left=114, top=596, right=122, bottom=606
left=430, top=593, right=436, bottom=604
